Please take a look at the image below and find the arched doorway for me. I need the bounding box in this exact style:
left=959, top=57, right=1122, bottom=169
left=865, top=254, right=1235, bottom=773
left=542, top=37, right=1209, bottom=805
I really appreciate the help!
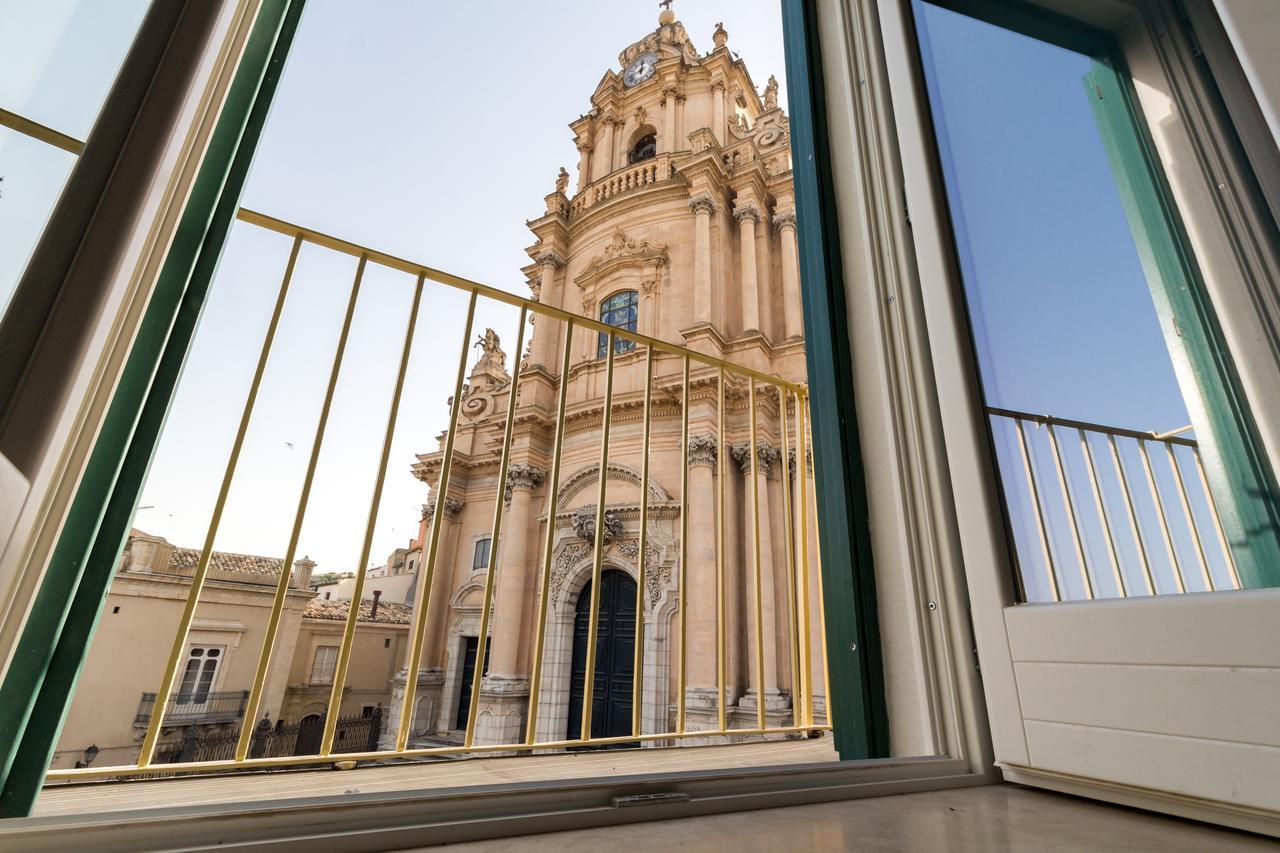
left=566, top=569, right=636, bottom=743
left=294, top=713, right=323, bottom=755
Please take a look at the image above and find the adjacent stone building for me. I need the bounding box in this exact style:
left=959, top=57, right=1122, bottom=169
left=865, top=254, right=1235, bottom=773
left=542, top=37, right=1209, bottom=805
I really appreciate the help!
left=392, top=11, right=824, bottom=748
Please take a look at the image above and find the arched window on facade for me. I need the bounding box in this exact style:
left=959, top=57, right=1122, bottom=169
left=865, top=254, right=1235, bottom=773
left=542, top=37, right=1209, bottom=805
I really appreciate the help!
left=627, top=133, right=656, bottom=164
left=597, top=290, right=639, bottom=359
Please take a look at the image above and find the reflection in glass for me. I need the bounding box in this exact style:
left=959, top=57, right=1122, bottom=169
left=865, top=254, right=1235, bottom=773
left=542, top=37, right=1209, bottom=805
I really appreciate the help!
left=0, top=128, right=77, bottom=318
left=912, top=0, right=1279, bottom=599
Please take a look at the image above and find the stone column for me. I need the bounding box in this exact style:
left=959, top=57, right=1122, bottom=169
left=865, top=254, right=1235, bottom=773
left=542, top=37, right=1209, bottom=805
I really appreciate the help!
left=690, top=194, right=716, bottom=324
left=775, top=210, right=803, bottom=340
left=735, top=203, right=761, bottom=334
left=596, top=118, right=615, bottom=182
left=527, top=251, right=564, bottom=370
left=576, top=140, right=593, bottom=192
left=610, top=117, right=624, bottom=172
left=475, top=464, right=544, bottom=745
left=422, top=498, right=464, bottom=675
left=738, top=441, right=785, bottom=718
left=662, top=87, right=677, bottom=154
left=712, top=80, right=726, bottom=144
left=685, top=435, right=720, bottom=722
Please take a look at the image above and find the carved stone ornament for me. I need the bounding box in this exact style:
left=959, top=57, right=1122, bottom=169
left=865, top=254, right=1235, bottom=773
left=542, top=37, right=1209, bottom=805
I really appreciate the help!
left=713, top=22, right=728, bottom=49
left=555, top=166, right=570, bottom=195
left=616, top=538, right=670, bottom=608
left=549, top=542, right=589, bottom=610
left=733, top=203, right=760, bottom=225
left=688, top=194, right=717, bottom=216
left=460, top=329, right=511, bottom=419
left=773, top=209, right=797, bottom=231
left=443, top=497, right=464, bottom=519
left=687, top=434, right=718, bottom=468
left=764, top=74, right=780, bottom=110
left=507, top=463, right=546, bottom=492
left=571, top=504, right=624, bottom=544
left=788, top=447, right=814, bottom=478
left=618, top=16, right=699, bottom=69
left=538, top=249, right=565, bottom=269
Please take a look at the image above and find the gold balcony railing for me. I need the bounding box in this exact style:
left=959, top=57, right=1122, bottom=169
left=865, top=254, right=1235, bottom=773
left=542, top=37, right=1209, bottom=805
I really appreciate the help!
left=989, top=407, right=1242, bottom=601
left=45, top=208, right=830, bottom=782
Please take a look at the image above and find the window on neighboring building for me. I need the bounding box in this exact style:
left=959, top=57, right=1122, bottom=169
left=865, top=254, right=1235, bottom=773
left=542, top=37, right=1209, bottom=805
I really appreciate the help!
left=310, top=645, right=338, bottom=684
left=597, top=290, right=639, bottom=359
left=627, top=133, right=656, bottom=164
left=175, top=646, right=222, bottom=705
left=472, top=537, right=491, bottom=570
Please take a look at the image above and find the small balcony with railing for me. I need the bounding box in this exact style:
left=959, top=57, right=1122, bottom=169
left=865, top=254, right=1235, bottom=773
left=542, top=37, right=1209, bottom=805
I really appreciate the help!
left=568, top=153, right=679, bottom=219
left=133, top=690, right=249, bottom=728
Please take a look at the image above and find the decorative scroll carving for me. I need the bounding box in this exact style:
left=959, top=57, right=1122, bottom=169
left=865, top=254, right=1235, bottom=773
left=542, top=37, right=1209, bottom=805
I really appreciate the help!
left=550, top=542, right=589, bottom=610
left=773, top=209, right=797, bottom=231
left=616, top=538, right=669, bottom=608
left=507, top=463, right=546, bottom=491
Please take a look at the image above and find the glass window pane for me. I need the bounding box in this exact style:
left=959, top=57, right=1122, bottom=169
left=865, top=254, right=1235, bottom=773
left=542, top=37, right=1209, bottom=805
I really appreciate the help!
left=0, top=0, right=151, bottom=139
left=0, top=127, right=77, bottom=319
left=912, top=0, right=1279, bottom=600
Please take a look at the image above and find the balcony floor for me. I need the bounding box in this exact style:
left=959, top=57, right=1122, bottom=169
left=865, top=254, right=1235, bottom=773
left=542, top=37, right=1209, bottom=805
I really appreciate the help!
left=35, top=734, right=838, bottom=817
left=433, top=783, right=1275, bottom=852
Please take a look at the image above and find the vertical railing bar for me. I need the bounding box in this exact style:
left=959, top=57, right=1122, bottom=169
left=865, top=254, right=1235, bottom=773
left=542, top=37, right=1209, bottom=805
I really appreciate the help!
left=1045, top=424, right=1094, bottom=599
left=580, top=333, right=616, bottom=742
left=1014, top=418, right=1061, bottom=602
left=676, top=356, right=690, bottom=735
left=397, top=290, right=479, bottom=751
left=526, top=318, right=575, bottom=744
left=778, top=387, right=801, bottom=726
left=221, top=234, right=306, bottom=761
left=748, top=377, right=766, bottom=730
left=1078, top=428, right=1127, bottom=599
left=320, top=268, right=426, bottom=757
left=631, top=345, right=655, bottom=737
left=715, top=365, right=727, bottom=732
left=796, top=392, right=813, bottom=728
left=1108, top=434, right=1156, bottom=595
left=463, top=307, right=530, bottom=749
left=1139, top=438, right=1185, bottom=593
left=138, top=235, right=313, bottom=767
left=1164, top=442, right=1214, bottom=592
left=807, top=401, right=832, bottom=724
left=1192, top=448, right=1242, bottom=590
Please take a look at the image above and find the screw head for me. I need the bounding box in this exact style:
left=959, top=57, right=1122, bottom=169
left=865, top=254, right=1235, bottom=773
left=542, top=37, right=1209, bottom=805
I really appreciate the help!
left=849, top=642, right=857, bottom=652
left=928, top=601, right=937, bottom=611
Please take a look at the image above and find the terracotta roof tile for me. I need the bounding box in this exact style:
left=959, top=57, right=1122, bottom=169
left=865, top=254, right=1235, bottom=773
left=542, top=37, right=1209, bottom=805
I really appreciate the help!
left=304, top=598, right=412, bottom=625
left=169, top=546, right=284, bottom=580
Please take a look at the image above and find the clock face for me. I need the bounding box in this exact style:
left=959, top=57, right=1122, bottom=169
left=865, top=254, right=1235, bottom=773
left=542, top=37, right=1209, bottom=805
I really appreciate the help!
left=623, top=52, right=658, bottom=87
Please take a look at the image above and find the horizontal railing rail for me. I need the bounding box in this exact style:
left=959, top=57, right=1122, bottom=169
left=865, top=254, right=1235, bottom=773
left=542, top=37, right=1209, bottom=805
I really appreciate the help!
left=46, top=209, right=829, bottom=782
left=989, top=407, right=1241, bottom=602
left=133, top=690, right=250, bottom=727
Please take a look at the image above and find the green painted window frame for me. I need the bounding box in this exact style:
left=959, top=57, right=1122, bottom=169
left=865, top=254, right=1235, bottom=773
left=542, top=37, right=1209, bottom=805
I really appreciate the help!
left=0, top=0, right=307, bottom=818
left=783, top=0, right=891, bottom=760
left=909, top=0, right=1280, bottom=592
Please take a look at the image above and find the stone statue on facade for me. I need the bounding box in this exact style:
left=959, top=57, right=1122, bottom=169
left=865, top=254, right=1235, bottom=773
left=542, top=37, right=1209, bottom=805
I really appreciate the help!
left=555, top=166, right=570, bottom=195
left=764, top=74, right=779, bottom=110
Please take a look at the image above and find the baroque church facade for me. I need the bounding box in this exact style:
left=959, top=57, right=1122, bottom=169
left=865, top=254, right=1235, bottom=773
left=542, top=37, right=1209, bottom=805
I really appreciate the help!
left=387, top=10, right=825, bottom=748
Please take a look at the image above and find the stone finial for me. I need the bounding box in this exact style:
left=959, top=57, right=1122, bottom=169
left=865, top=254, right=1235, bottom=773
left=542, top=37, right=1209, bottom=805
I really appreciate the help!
left=659, top=0, right=675, bottom=26
left=687, top=434, right=719, bottom=468
left=555, top=166, right=570, bottom=195
left=764, top=74, right=779, bottom=111
left=713, top=21, right=728, bottom=48
left=689, top=193, right=717, bottom=216
left=292, top=556, right=316, bottom=589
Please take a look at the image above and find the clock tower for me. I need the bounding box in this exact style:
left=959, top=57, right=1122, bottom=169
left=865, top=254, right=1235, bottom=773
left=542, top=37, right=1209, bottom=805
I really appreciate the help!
left=395, top=6, right=821, bottom=750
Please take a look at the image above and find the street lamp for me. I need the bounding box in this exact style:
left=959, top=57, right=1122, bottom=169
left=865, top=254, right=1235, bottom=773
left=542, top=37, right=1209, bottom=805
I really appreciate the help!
left=74, top=744, right=99, bottom=768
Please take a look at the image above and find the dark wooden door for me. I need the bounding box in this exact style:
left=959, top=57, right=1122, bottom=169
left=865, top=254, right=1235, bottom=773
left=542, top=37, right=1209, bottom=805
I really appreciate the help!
left=455, top=635, right=489, bottom=731
left=567, top=570, right=636, bottom=744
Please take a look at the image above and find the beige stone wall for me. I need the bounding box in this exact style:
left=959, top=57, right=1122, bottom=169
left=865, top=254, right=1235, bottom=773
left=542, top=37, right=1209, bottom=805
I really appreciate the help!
left=282, top=619, right=409, bottom=722
left=49, top=571, right=310, bottom=770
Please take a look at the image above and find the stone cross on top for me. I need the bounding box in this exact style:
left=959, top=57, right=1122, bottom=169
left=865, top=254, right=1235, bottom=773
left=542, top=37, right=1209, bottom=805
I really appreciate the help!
left=659, top=0, right=673, bottom=11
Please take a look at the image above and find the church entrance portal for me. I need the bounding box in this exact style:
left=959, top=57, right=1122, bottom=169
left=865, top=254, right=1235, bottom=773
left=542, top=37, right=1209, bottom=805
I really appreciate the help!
left=566, top=569, right=636, bottom=745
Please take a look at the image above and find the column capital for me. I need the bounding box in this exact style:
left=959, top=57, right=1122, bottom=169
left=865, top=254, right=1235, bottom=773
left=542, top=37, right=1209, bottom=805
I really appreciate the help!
left=537, top=249, right=566, bottom=270
left=733, top=202, right=761, bottom=225
left=687, top=434, right=719, bottom=468
left=426, top=496, right=464, bottom=521
left=773, top=209, right=797, bottom=231
left=788, top=447, right=814, bottom=478
left=689, top=193, right=718, bottom=216
left=507, top=463, right=546, bottom=491
left=731, top=441, right=779, bottom=476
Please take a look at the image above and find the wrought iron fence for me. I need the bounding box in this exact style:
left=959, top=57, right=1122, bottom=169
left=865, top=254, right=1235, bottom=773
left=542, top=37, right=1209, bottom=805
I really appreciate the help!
left=134, top=690, right=249, bottom=727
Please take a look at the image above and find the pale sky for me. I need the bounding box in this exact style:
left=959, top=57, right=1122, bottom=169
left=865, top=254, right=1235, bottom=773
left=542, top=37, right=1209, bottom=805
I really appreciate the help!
left=134, top=1, right=789, bottom=575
